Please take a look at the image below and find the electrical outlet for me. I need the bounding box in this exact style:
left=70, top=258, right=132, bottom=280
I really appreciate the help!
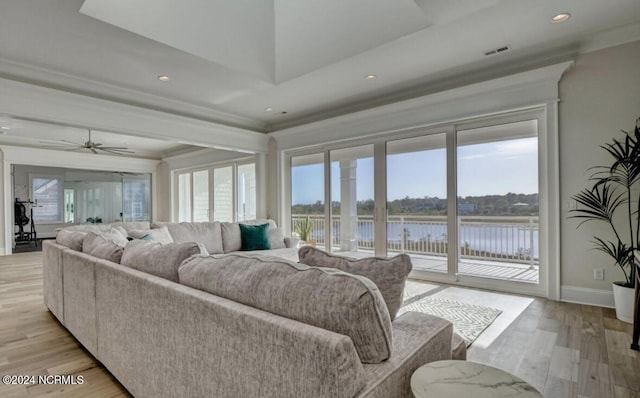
left=594, top=268, right=604, bottom=280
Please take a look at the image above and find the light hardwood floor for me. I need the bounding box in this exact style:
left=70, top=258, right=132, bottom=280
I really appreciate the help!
left=0, top=252, right=638, bottom=397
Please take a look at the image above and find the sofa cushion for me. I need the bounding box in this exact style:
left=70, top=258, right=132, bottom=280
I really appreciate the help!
left=58, top=224, right=111, bottom=233
left=298, top=246, right=412, bottom=321
left=128, top=226, right=174, bottom=245
left=151, top=222, right=223, bottom=254
left=221, top=219, right=285, bottom=252
left=111, top=226, right=129, bottom=239
left=235, top=247, right=299, bottom=262
left=109, top=221, right=151, bottom=233
left=82, top=232, right=126, bottom=263
left=239, top=223, right=271, bottom=251
left=121, top=241, right=206, bottom=282
left=268, top=227, right=286, bottom=249
left=220, top=222, right=242, bottom=252
left=55, top=229, right=86, bottom=251
left=89, top=240, right=124, bottom=264
left=101, top=230, right=129, bottom=247
left=179, top=253, right=393, bottom=363
left=82, top=232, right=105, bottom=255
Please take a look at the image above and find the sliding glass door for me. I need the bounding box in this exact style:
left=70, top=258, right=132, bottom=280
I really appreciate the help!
left=456, top=119, right=539, bottom=283
left=386, top=134, right=448, bottom=273
left=329, top=145, right=374, bottom=255
left=287, top=110, right=543, bottom=289
left=291, top=153, right=325, bottom=247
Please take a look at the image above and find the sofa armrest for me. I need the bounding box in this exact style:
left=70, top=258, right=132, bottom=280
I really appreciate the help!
left=284, top=236, right=300, bottom=248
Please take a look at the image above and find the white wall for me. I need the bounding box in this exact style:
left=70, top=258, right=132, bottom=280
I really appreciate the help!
left=558, top=40, right=640, bottom=305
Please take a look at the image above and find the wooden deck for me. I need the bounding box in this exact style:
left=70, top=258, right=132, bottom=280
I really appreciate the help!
left=332, top=248, right=540, bottom=283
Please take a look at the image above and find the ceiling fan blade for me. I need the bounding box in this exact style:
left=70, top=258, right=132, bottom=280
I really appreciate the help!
left=100, top=146, right=133, bottom=151
left=90, top=148, right=98, bottom=154
left=39, top=141, right=77, bottom=147
left=99, top=148, right=135, bottom=155
left=63, top=147, right=84, bottom=152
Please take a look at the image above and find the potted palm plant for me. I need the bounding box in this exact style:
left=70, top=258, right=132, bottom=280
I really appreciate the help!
left=294, top=215, right=316, bottom=247
left=570, top=117, right=639, bottom=323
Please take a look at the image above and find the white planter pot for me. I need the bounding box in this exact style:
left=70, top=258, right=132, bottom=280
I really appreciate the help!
left=612, top=281, right=635, bottom=323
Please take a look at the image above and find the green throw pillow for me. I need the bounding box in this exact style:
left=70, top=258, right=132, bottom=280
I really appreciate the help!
left=239, top=223, right=271, bottom=251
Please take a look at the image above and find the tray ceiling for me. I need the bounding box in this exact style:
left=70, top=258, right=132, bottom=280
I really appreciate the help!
left=0, top=0, right=639, bottom=135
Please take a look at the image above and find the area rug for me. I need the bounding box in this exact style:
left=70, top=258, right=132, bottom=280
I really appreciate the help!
left=398, top=295, right=502, bottom=347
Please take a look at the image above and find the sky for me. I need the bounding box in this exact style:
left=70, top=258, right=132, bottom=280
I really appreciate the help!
left=291, top=137, right=538, bottom=204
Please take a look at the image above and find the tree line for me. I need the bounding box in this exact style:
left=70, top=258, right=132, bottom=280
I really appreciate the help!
left=291, top=193, right=538, bottom=216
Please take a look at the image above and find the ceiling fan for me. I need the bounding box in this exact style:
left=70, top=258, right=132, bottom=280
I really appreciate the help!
left=42, top=129, right=134, bottom=155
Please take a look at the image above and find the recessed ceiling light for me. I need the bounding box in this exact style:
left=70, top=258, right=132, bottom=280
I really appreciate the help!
left=157, top=75, right=171, bottom=82
left=366, top=75, right=377, bottom=80
left=551, top=13, right=571, bottom=23
left=265, top=107, right=273, bottom=112
left=0, top=126, right=9, bottom=130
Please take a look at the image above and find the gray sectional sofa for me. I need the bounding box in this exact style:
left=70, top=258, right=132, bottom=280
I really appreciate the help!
left=43, top=219, right=463, bottom=398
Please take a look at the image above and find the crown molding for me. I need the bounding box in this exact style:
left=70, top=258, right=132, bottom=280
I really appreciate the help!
left=269, top=61, right=573, bottom=150
left=0, top=76, right=269, bottom=154
left=579, top=21, right=640, bottom=54
left=0, top=56, right=265, bottom=132
left=0, top=145, right=159, bottom=173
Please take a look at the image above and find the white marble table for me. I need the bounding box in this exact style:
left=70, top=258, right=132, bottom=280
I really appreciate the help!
left=411, top=360, right=543, bottom=397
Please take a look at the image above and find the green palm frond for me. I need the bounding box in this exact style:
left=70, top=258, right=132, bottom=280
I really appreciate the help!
left=592, top=238, right=632, bottom=284
left=570, top=184, right=624, bottom=226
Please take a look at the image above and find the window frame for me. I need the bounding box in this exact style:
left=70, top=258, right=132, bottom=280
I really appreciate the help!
left=282, top=107, right=550, bottom=298
left=172, top=159, right=255, bottom=223
left=29, top=174, right=64, bottom=224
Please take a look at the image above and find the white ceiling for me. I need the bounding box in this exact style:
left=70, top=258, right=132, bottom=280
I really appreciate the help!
left=0, top=0, right=639, bottom=152
left=0, top=116, right=195, bottom=159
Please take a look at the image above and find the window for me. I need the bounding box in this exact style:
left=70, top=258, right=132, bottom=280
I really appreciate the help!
left=174, top=161, right=255, bottom=223
left=237, top=163, right=256, bottom=221
left=192, top=170, right=209, bottom=222
left=64, top=189, right=75, bottom=223
left=123, top=176, right=151, bottom=222
left=30, top=175, right=63, bottom=223
left=213, top=166, right=233, bottom=222
left=177, top=173, right=192, bottom=222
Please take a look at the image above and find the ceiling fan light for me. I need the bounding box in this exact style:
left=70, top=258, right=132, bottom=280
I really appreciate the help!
left=551, top=13, right=571, bottom=23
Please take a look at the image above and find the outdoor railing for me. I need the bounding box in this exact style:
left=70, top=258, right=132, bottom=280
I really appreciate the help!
left=292, top=214, right=539, bottom=267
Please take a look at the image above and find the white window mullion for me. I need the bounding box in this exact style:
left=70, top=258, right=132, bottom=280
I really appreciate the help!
left=209, top=167, right=214, bottom=222
left=373, top=141, right=387, bottom=256
left=323, top=150, right=331, bottom=252
left=232, top=163, right=238, bottom=222
left=446, top=127, right=458, bottom=279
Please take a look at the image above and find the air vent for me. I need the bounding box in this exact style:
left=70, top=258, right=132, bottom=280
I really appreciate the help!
left=484, top=45, right=511, bottom=56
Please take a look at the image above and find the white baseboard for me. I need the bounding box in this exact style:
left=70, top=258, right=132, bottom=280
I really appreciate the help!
left=560, top=285, right=614, bottom=308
